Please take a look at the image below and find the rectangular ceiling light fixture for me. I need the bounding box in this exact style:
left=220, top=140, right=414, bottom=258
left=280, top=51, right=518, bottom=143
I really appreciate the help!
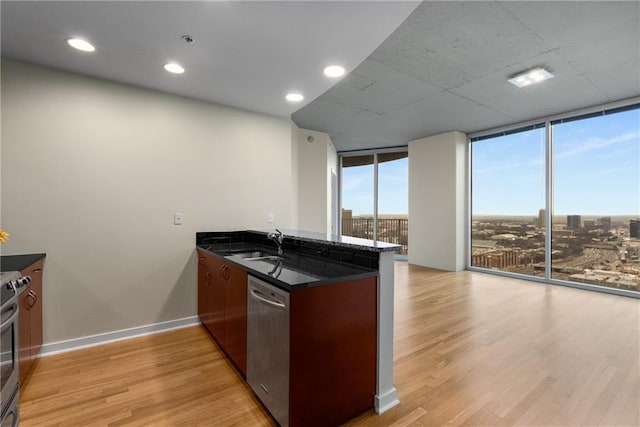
left=508, top=67, right=554, bottom=88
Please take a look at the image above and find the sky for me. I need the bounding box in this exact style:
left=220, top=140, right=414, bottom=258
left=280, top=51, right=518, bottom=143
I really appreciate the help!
left=472, top=107, right=639, bottom=216
left=342, top=157, right=408, bottom=216
left=341, top=107, right=639, bottom=217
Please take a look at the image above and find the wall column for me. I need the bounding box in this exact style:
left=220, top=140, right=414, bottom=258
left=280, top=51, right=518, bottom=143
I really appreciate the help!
left=408, top=131, right=467, bottom=271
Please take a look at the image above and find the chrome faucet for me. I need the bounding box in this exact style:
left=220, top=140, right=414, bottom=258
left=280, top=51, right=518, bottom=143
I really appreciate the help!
left=268, top=228, right=284, bottom=255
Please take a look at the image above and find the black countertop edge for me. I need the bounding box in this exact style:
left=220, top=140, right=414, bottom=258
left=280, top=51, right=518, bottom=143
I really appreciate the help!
left=247, top=229, right=401, bottom=252
left=197, top=244, right=378, bottom=292
left=1, top=253, right=46, bottom=273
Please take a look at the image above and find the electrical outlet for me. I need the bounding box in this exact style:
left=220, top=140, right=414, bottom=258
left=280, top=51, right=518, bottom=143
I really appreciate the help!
left=267, top=213, right=274, bottom=223
left=174, top=212, right=183, bottom=225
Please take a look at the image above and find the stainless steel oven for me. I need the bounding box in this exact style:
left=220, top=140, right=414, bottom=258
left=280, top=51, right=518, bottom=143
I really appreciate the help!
left=1, top=271, right=30, bottom=427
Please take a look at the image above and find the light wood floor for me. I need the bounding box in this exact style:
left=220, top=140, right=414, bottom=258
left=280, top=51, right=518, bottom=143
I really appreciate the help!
left=21, top=263, right=639, bottom=426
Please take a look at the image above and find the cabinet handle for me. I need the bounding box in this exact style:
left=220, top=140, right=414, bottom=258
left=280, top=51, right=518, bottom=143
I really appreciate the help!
left=25, top=291, right=36, bottom=310
left=206, top=271, right=211, bottom=286
left=31, top=291, right=38, bottom=307
left=33, top=268, right=42, bottom=274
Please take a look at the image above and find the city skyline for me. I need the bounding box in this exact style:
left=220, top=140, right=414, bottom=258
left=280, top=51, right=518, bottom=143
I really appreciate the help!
left=472, top=213, right=639, bottom=220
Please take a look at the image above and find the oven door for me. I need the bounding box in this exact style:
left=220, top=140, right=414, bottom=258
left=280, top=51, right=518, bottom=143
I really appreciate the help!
left=0, top=292, right=19, bottom=409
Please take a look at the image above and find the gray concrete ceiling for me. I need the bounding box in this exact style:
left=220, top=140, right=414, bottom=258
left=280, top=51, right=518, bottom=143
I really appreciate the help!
left=292, top=1, right=640, bottom=152
left=0, top=1, right=419, bottom=118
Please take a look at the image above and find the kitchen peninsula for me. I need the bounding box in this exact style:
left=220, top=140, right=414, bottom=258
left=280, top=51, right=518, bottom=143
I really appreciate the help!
left=196, top=229, right=400, bottom=426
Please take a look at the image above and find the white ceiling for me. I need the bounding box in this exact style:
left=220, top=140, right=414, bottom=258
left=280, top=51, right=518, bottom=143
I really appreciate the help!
left=3, top=1, right=638, bottom=152
left=292, top=1, right=640, bottom=151
left=0, top=1, right=420, bottom=118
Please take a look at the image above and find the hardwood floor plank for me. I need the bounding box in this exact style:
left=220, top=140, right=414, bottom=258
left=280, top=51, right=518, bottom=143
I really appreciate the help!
left=616, top=378, right=640, bottom=426
left=386, top=407, right=427, bottom=427
left=20, top=262, right=639, bottom=426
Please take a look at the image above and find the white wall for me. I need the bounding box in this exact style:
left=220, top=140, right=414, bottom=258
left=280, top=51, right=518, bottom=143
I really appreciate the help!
left=1, top=60, right=295, bottom=343
left=295, top=128, right=336, bottom=234
left=408, top=131, right=467, bottom=271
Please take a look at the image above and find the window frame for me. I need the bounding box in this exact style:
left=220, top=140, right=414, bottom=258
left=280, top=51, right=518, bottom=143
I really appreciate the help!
left=467, top=97, right=640, bottom=299
left=338, top=147, right=408, bottom=258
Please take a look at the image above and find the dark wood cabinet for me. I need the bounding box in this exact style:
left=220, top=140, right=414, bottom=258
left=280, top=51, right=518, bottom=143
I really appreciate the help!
left=197, top=249, right=247, bottom=376
left=197, top=253, right=212, bottom=334
left=289, top=276, right=377, bottom=427
left=223, top=262, right=247, bottom=375
left=18, top=259, right=44, bottom=386
left=209, top=255, right=227, bottom=348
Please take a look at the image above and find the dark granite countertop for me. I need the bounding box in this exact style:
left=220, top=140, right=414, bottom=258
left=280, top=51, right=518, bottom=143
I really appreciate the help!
left=197, top=229, right=399, bottom=270
left=1, top=253, right=46, bottom=272
left=197, top=242, right=377, bottom=291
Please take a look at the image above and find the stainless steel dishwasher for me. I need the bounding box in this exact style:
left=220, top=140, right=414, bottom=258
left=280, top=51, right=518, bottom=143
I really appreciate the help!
left=246, top=275, right=290, bottom=427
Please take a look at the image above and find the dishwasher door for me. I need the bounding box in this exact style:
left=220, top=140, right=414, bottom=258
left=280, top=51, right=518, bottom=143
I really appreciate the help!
left=246, top=276, right=290, bottom=427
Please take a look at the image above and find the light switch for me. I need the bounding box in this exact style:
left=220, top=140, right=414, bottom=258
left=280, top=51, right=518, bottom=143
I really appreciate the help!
left=174, top=212, right=183, bottom=225
left=267, top=213, right=274, bottom=223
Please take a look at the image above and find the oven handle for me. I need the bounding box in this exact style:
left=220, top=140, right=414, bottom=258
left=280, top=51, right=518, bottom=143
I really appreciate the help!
left=9, top=405, right=19, bottom=427
left=1, top=302, right=18, bottom=332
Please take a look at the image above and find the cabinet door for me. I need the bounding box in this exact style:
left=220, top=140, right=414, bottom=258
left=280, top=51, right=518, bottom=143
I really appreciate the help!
left=25, top=260, right=44, bottom=359
left=18, top=287, right=32, bottom=386
left=224, top=262, right=248, bottom=376
left=208, top=256, right=226, bottom=348
left=197, top=251, right=212, bottom=328
left=289, top=276, right=377, bottom=427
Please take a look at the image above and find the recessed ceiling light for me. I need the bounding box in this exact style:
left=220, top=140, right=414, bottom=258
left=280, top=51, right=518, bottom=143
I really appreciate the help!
left=324, top=65, right=345, bottom=78
left=508, top=67, right=554, bottom=88
left=164, top=63, right=185, bottom=74
left=66, top=38, right=95, bottom=52
left=286, top=93, right=304, bottom=102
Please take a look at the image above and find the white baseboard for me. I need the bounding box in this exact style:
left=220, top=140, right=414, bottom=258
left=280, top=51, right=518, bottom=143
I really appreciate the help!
left=40, top=316, right=200, bottom=356
left=375, top=387, right=400, bottom=414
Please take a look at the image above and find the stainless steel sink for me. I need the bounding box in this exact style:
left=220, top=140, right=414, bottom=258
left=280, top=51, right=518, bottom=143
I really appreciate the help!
left=225, top=250, right=283, bottom=261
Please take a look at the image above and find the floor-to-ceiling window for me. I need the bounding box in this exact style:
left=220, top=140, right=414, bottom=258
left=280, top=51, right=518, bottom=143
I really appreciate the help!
left=341, top=155, right=375, bottom=240
left=551, top=107, right=640, bottom=291
left=376, top=152, right=408, bottom=254
left=470, top=102, right=639, bottom=296
left=341, top=150, right=408, bottom=257
left=470, top=126, right=546, bottom=277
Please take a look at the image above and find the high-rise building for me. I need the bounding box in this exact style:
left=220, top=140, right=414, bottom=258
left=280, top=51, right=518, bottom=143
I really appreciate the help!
left=631, top=219, right=639, bottom=238
left=567, top=215, right=582, bottom=229
left=536, top=209, right=545, bottom=228
left=598, top=217, right=611, bottom=231
left=471, top=248, right=522, bottom=269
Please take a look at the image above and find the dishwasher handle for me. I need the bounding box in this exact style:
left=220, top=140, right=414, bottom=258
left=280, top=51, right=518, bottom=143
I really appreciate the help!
left=250, top=288, right=286, bottom=309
